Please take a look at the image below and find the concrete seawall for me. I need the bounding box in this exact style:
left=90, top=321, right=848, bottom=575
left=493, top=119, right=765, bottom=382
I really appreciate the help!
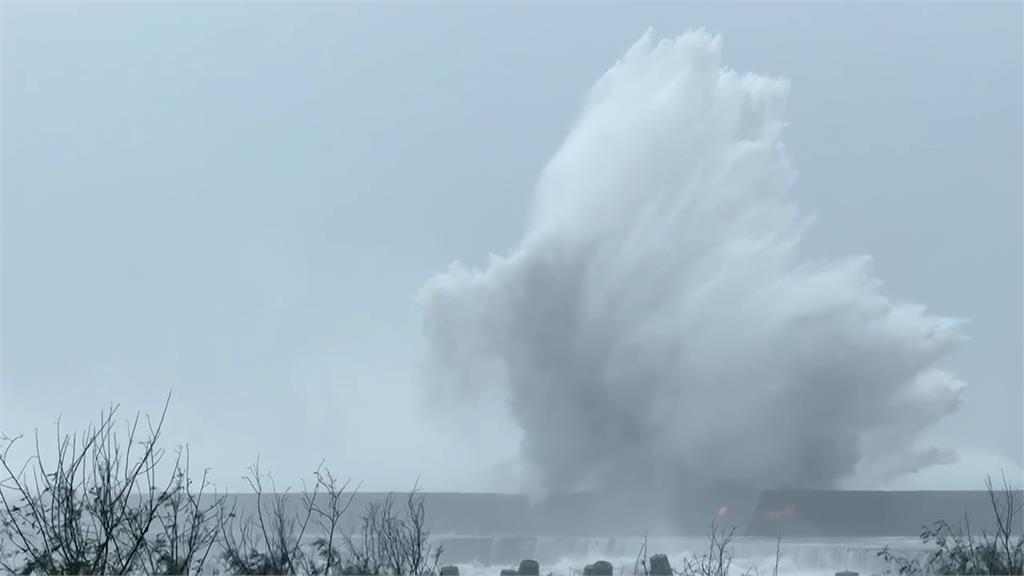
left=215, top=489, right=1022, bottom=538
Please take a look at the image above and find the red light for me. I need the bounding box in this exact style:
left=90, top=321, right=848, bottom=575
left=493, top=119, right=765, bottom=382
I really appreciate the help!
left=764, top=505, right=796, bottom=520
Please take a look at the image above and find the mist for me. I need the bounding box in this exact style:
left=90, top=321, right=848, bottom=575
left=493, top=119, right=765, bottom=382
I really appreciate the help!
left=419, top=30, right=966, bottom=502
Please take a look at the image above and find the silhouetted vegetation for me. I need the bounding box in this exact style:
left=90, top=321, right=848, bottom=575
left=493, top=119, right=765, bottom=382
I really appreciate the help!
left=0, top=399, right=221, bottom=575
left=679, top=524, right=739, bottom=576
left=2, top=402, right=1020, bottom=575
left=338, top=486, right=443, bottom=576
left=631, top=526, right=780, bottom=576
left=0, top=402, right=443, bottom=575
left=878, top=473, right=1023, bottom=575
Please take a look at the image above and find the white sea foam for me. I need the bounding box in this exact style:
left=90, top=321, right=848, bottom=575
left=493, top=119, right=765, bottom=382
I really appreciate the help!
left=420, top=29, right=965, bottom=502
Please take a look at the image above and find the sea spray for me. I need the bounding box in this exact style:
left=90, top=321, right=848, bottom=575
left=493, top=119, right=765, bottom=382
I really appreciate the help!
left=419, top=29, right=965, bottom=502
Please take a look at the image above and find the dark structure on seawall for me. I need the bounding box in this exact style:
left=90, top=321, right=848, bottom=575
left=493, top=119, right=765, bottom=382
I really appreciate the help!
left=218, top=488, right=1022, bottom=537
left=745, top=489, right=1023, bottom=537
left=451, top=488, right=1022, bottom=537
left=400, top=489, right=1022, bottom=537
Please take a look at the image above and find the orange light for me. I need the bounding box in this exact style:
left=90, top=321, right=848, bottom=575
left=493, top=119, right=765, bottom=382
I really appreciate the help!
left=764, top=505, right=796, bottom=520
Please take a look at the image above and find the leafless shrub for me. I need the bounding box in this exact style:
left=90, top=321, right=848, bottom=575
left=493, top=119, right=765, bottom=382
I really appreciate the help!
left=770, top=534, right=780, bottom=576
left=0, top=397, right=221, bottom=575
left=219, top=458, right=318, bottom=575
left=879, top=472, right=1023, bottom=575
left=632, top=526, right=781, bottom=576
left=677, top=524, right=737, bottom=576
left=400, top=480, right=444, bottom=576
left=303, top=465, right=359, bottom=575
left=633, top=531, right=648, bottom=576
left=1, top=401, right=444, bottom=576
left=340, top=481, right=444, bottom=576
left=142, top=446, right=227, bottom=575
left=341, top=498, right=386, bottom=576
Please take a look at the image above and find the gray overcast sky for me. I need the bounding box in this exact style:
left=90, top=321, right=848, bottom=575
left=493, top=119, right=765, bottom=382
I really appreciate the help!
left=1, top=2, right=1021, bottom=492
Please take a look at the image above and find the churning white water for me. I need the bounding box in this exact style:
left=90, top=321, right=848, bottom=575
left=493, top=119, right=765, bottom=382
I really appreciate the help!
left=431, top=535, right=930, bottom=576
left=420, top=29, right=965, bottom=504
